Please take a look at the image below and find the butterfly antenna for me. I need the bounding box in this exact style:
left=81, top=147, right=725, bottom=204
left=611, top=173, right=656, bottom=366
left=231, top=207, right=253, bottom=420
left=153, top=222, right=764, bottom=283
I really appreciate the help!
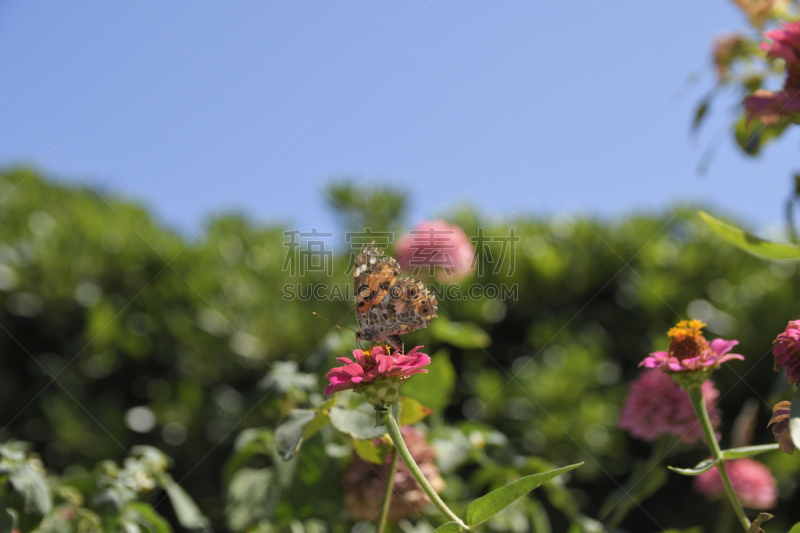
left=312, top=312, right=357, bottom=333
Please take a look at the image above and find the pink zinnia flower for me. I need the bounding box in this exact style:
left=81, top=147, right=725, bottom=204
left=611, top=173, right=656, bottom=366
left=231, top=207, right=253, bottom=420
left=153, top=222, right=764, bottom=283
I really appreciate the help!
left=343, top=426, right=445, bottom=522
left=640, top=320, right=743, bottom=373
left=744, top=21, right=800, bottom=124
left=694, top=458, right=778, bottom=509
left=324, top=346, right=430, bottom=403
left=768, top=400, right=794, bottom=454
left=619, top=369, right=722, bottom=444
left=773, top=320, right=800, bottom=384
left=395, top=220, right=474, bottom=279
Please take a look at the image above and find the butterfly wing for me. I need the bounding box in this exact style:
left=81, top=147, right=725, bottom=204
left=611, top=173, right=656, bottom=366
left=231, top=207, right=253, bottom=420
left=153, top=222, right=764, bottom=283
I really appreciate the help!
left=371, top=277, right=438, bottom=336
left=354, top=242, right=400, bottom=332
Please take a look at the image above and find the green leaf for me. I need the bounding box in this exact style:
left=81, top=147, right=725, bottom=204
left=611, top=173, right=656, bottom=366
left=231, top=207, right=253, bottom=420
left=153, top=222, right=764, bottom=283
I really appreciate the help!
left=734, top=114, right=788, bottom=156
left=599, top=463, right=667, bottom=516
left=153, top=472, right=211, bottom=532
left=223, top=428, right=274, bottom=483
left=431, top=426, right=473, bottom=474
left=790, top=388, right=800, bottom=452
left=432, top=523, right=463, bottom=532
left=124, top=502, right=173, bottom=533
left=668, top=458, right=717, bottom=476
left=429, top=318, right=491, bottom=349
left=328, top=407, right=386, bottom=440
left=720, top=443, right=780, bottom=460
left=275, top=409, right=318, bottom=461
left=749, top=512, right=773, bottom=533
left=352, top=439, right=390, bottom=465
left=398, top=396, right=433, bottom=426
left=789, top=521, right=800, bottom=533
left=699, top=210, right=800, bottom=260
left=464, top=463, right=582, bottom=527
left=9, top=462, right=51, bottom=515
left=401, top=349, right=456, bottom=411
left=0, top=506, right=14, bottom=533
left=225, top=468, right=279, bottom=532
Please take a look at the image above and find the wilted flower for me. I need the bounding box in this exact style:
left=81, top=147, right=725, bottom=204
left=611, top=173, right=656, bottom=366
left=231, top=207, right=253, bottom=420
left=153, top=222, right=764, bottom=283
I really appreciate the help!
left=619, top=369, right=722, bottom=444
left=773, top=319, right=800, bottom=384
left=324, top=346, right=430, bottom=406
left=694, top=458, right=778, bottom=509
left=640, top=320, right=743, bottom=373
left=745, top=20, right=800, bottom=124
left=768, top=400, right=794, bottom=454
left=343, top=426, right=445, bottom=522
left=396, top=220, right=474, bottom=279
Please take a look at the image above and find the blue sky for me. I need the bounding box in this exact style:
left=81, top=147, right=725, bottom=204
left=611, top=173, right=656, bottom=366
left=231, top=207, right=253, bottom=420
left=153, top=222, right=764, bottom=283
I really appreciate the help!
left=1, top=1, right=798, bottom=239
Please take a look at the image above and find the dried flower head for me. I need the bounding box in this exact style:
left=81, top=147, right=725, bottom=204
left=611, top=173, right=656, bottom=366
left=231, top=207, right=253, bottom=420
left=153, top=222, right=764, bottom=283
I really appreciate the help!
left=767, top=400, right=794, bottom=454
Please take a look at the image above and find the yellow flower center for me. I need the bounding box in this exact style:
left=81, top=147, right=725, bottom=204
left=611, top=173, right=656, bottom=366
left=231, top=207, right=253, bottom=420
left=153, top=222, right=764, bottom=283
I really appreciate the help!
left=667, top=319, right=709, bottom=361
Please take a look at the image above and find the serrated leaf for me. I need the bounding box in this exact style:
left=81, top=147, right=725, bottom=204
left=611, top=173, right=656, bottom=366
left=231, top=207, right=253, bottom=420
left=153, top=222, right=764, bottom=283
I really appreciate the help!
left=720, top=444, right=780, bottom=460
left=430, top=318, right=490, bottom=349
left=668, top=458, right=717, bottom=476
left=432, top=523, right=463, bottom=532
left=276, top=409, right=317, bottom=461
left=154, top=472, right=210, bottom=532
left=464, top=463, right=582, bottom=526
left=790, top=388, right=800, bottom=452
left=699, top=210, right=800, bottom=260
left=328, top=407, right=386, bottom=440
left=398, top=396, right=433, bottom=426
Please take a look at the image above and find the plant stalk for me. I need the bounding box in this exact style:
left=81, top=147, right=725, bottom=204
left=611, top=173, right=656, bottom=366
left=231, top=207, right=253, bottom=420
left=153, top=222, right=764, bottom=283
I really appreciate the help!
left=381, top=408, right=467, bottom=529
left=605, top=435, right=671, bottom=529
left=376, top=447, right=399, bottom=533
left=688, top=385, right=750, bottom=531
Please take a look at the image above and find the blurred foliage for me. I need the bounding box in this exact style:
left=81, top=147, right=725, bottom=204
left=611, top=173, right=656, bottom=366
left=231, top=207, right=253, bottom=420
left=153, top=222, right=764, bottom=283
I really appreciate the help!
left=1, top=168, right=800, bottom=531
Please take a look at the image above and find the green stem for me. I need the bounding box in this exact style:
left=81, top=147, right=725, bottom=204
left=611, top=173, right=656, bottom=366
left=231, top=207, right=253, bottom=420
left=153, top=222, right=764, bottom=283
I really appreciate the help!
left=687, top=386, right=750, bottom=532
left=382, top=408, right=467, bottom=529
left=376, top=447, right=399, bottom=533
left=605, top=435, right=671, bottom=529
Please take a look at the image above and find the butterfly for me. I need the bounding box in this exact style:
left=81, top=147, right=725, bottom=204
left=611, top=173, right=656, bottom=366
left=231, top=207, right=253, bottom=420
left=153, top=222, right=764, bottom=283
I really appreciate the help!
left=353, top=241, right=438, bottom=353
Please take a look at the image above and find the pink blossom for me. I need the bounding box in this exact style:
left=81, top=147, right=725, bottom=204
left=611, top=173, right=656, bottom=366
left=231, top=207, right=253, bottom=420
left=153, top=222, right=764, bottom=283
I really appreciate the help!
left=395, top=220, right=474, bottom=279
left=694, top=458, right=778, bottom=509
left=639, top=320, right=743, bottom=373
left=324, top=345, right=430, bottom=396
left=773, top=320, right=800, bottom=384
left=619, top=370, right=722, bottom=444
left=745, top=20, right=800, bottom=124
left=761, top=21, right=800, bottom=64
left=744, top=89, right=800, bottom=124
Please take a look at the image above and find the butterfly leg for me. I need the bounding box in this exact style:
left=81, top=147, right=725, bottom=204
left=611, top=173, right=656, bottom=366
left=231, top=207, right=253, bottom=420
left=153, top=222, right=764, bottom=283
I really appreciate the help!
left=386, top=334, right=404, bottom=354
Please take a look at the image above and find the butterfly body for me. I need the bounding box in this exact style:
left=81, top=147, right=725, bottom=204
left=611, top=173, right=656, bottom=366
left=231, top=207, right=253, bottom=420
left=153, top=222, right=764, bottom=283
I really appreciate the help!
left=354, top=242, right=437, bottom=352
